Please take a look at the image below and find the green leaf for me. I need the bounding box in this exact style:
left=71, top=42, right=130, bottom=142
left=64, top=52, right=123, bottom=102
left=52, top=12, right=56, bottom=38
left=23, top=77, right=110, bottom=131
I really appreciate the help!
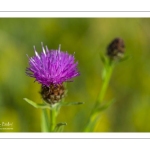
left=119, top=55, right=131, bottom=62
left=95, top=99, right=115, bottom=113
left=60, top=101, right=85, bottom=106
left=100, top=53, right=106, bottom=65
left=23, top=98, right=52, bottom=109
left=84, top=113, right=100, bottom=132
left=100, top=52, right=111, bottom=67
left=54, top=122, right=67, bottom=132
left=84, top=99, right=116, bottom=132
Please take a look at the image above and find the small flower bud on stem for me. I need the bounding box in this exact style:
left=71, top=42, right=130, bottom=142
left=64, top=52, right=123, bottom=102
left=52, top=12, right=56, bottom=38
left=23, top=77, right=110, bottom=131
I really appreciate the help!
left=107, top=37, right=125, bottom=60
left=84, top=38, right=125, bottom=132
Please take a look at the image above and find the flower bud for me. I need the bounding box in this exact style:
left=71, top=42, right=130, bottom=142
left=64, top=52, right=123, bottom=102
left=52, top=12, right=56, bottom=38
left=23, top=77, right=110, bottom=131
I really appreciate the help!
left=107, top=37, right=125, bottom=59
left=40, top=84, right=65, bottom=104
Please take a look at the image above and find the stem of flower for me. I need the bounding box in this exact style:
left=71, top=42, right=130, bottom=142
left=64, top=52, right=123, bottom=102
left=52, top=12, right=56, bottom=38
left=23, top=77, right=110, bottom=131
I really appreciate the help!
left=41, top=109, right=49, bottom=132
left=84, top=59, right=114, bottom=132
left=98, top=60, right=114, bottom=104
left=50, top=107, right=56, bottom=132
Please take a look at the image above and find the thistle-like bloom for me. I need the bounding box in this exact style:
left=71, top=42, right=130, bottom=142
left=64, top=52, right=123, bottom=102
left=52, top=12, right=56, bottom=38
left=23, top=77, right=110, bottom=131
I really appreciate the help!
left=26, top=44, right=80, bottom=104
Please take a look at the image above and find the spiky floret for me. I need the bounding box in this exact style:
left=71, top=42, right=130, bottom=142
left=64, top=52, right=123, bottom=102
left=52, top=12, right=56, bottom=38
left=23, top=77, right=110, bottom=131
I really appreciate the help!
left=26, top=44, right=79, bottom=86
left=26, top=44, right=79, bottom=104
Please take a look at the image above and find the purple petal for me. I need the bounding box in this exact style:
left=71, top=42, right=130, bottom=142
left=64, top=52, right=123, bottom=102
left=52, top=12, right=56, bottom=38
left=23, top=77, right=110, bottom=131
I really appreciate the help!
left=26, top=44, right=80, bottom=86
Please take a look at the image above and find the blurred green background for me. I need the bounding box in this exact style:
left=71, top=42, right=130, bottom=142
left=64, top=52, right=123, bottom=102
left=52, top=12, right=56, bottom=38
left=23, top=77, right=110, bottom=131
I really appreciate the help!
left=0, top=18, right=150, bottom=132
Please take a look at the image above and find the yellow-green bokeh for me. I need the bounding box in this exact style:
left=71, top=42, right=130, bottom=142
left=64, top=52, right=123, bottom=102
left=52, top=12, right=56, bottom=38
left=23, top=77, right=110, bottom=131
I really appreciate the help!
left=0, top=18, right=150, bottom=132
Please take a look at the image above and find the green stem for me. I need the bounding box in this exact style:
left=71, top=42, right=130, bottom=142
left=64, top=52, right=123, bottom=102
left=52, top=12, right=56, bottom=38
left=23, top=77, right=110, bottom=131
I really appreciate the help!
left=41, top=109, right=49, bottom=132
left=84, top=60, right=114, bottom=132
left=50, top=107, right=56, bottom=132
left=98, top=60, right=114, bottom=104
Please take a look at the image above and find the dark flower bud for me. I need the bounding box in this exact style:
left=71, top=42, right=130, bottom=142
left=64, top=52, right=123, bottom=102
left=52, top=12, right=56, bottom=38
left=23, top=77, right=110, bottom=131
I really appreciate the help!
left=107, top=37, right=125, bottom=59
left=40, top=84, right=65, bottom=104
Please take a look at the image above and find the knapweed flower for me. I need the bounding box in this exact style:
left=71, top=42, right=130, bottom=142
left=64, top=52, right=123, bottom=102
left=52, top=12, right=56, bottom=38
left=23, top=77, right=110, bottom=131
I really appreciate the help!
left=107, top=37, right=125, bottom=59
left=26, top=44, right=80, bottom=104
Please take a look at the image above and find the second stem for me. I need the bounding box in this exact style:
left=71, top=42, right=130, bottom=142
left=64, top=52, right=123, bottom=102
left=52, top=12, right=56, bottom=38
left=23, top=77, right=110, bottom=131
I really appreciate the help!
left=84, top=59, right=114, bottom=131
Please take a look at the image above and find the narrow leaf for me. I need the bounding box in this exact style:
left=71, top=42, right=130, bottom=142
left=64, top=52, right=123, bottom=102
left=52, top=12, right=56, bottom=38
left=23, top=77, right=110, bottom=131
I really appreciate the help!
left=99, top=53, right=106, bottom=65
left=54, top=122, right=67, bottom=132
left=95, top=99, right=115, bottom=113
left=23, top=98, right=51, bottom=109
left=119, top=55, right=131, bottom=62
left=84, top=113, right=100, bottom=132
left=60, top=101, right=85, bottom=106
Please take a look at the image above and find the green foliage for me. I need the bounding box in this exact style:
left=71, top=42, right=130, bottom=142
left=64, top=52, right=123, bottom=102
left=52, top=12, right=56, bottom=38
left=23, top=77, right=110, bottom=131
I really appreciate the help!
left=54, top=122, right=67, bottom=132
left=24, top=98, right=52, bottom=109
left=41, top=109, right=49, bottom=132
left=1, top=18, right=150, bottom=132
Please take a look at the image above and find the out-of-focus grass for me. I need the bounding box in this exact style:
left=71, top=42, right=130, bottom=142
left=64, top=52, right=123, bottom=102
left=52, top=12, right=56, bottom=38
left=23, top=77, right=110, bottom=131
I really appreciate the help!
left=0, top=18, right=150, bottom=132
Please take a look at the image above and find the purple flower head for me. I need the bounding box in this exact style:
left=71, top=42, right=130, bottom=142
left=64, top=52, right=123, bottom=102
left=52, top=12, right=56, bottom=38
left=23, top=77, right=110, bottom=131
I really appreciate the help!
left=26, top=44, right=80, bottom=87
